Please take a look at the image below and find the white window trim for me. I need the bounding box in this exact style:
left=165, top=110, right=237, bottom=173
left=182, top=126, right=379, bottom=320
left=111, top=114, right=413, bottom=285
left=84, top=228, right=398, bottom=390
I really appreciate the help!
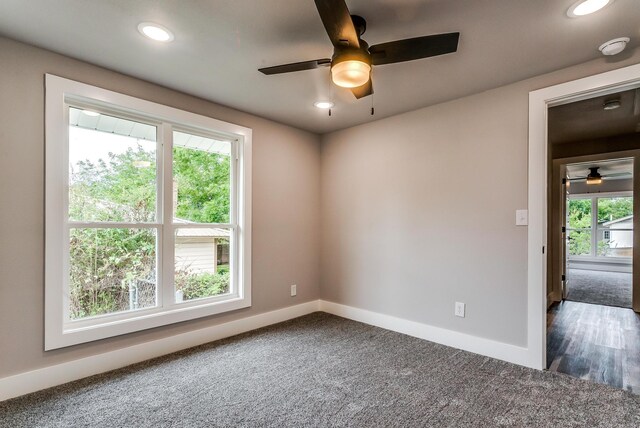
left=45, top=74, right=252, bottom=350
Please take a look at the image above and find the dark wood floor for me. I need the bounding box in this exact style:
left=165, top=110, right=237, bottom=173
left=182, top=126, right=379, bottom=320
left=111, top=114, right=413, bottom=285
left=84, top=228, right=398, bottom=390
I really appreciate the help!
left=547, top=300, right=640, bottom=394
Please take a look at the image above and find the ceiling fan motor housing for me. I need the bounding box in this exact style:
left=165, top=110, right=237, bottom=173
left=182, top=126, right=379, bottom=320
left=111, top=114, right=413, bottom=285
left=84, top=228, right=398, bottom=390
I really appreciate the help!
left=350, top=14, right=367, bottom=37
left=331, top=40, right=371, bottom=68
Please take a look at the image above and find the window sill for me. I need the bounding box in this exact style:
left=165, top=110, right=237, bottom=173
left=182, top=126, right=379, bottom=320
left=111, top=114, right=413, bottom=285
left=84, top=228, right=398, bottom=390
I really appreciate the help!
left=46, top=295, right=251, bottom=350
left=568, top=256, right=632, bottom=264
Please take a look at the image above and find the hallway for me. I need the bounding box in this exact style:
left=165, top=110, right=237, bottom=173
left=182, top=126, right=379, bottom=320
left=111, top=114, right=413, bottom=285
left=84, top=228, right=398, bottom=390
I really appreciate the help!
left=547, top=301, right=640, bottom=394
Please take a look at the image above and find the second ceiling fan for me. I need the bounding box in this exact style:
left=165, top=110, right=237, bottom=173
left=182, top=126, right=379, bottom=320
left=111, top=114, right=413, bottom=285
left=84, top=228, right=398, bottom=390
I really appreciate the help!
left=258, top=0, right=460, bottom=99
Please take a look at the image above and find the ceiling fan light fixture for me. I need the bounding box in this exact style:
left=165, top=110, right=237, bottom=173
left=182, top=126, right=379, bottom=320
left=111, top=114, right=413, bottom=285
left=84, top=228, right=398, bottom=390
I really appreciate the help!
left=331, top=60, right=371, bottom=88
left=586, top=167, right=603, bottom=185
left=567, top=0, right=613, bottom=17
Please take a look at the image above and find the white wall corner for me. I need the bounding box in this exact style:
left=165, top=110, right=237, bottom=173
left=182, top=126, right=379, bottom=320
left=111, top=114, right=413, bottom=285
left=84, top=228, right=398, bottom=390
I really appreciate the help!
left=319, top=300, right=534, bottom=369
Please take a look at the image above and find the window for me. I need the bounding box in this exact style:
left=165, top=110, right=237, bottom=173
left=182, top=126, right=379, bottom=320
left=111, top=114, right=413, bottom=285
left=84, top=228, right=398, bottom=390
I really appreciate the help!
left=45, top=75, right=252, bottom=350
left=567, top=193, right=632, bottom=260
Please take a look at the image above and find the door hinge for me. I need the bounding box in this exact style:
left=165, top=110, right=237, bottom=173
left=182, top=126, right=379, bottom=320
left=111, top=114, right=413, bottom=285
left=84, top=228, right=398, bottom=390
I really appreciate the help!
left=561, top=226, right=566, bottom=233
left=562, top=178, right=567, bottom=185
left=561, top=274, right=566, bottom=281
left=542, top=246, right=545, bottom=254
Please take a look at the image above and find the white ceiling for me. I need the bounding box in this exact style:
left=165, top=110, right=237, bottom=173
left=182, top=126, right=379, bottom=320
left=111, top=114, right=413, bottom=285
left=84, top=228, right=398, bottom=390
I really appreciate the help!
left=1, top=0, right=639, bottom=134
left=549, top=88, right=640, bottom=144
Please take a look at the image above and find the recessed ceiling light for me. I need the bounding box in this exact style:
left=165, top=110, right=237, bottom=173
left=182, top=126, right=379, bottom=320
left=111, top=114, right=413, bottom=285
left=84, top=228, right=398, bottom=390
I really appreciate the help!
left=567, top=0, right=613, bottom=17
left=82, top=110, right=100, bottom=117
left=314, top=101, right=334, bottom=109
left=599, top=37, right=630, bottom=55
left=138, top=22, right=174, bottom=42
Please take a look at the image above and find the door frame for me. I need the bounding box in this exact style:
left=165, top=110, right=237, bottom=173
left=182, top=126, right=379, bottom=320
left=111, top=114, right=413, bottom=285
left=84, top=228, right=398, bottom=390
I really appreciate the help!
left=528, top=62, right=640, bottom=370
left=551, top=154, right=638, bottom=306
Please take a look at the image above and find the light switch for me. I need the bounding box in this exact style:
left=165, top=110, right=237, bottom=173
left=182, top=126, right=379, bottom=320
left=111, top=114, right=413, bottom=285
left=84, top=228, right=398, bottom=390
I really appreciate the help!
left=516, top=209, right=528, bottom=226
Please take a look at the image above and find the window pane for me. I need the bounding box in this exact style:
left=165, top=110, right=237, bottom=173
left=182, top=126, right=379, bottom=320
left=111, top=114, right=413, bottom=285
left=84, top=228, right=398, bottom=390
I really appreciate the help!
left=568, top=230, right=591, bottom=256
left=173, top=131, right=231, bottom=224
left=69, top=228, right=157, bottom=320
left=597, top=197, right=633, bottom=223
left=69, top=107, right=157, bottom=222
left=567, top=198, right=592, bottom=256
left=174, top=227, right=231, bottom=302
left=568, top=198, right=591, bottom=229
left=597, top=196, right=633, bottom=257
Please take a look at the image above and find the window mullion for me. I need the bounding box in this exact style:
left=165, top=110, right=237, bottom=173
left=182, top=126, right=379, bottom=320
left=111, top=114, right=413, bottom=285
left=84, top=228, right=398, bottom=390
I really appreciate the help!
left=231, top=140, right=239, bottom=296
left=591, top=197, right=598, bottom=257
left=161, top=123, right=175, bottom=308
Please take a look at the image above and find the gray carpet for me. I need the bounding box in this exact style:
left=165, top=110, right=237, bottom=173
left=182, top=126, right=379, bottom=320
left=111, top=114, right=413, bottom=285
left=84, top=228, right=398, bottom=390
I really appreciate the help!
left=1, top=313, right=639, bottom=427
left=566, top=269, right=632, bottom=308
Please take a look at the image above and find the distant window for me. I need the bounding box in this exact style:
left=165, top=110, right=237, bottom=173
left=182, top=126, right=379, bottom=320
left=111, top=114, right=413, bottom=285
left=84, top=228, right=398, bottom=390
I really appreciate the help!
left=45, top=75, right=252, bottom=350
left=567, top=193, right=632, bottom=259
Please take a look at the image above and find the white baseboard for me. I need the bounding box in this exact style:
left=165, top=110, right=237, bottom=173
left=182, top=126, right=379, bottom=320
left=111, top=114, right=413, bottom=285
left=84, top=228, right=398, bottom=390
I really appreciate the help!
left=0, top=299, right=538, bottom=402
left=319, top=300, right=534, bottom=368
left=0, top=300, right=320, bottom=402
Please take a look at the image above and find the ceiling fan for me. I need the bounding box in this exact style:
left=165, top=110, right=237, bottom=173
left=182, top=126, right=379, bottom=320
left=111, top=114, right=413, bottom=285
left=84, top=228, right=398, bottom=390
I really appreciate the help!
left=258, top=0, right=460, bottom=99
left=568, top=167, right=631, bottom=184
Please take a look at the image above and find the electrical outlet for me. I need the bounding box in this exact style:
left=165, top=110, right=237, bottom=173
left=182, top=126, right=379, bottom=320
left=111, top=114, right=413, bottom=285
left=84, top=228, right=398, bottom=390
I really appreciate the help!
left=455, top=302, right=465, bottom=318
left=290, top=284, right=297, bottom=297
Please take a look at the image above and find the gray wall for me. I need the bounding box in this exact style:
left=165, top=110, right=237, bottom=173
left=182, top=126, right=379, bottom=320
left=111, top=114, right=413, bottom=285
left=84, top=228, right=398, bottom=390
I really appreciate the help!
left=320, top=51, right=640, bottom=347
left=0, top=37, right=321, bottom=378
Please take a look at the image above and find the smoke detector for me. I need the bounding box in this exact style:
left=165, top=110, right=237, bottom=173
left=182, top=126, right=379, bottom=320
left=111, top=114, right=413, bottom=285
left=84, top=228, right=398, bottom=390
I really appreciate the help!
left=599, top=37, right=630, bottom=56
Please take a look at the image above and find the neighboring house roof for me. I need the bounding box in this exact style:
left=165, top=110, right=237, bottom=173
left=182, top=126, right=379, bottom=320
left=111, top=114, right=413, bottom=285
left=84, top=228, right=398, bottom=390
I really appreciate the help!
left=603, top=215, right=633, bottom=227
left=174, top=218, right=230, bottom=238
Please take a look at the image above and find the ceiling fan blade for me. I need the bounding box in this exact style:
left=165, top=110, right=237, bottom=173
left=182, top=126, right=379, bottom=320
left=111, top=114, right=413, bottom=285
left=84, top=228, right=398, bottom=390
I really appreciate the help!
left=370, top=32, right=460, bottom=66
left=314, top=0, right=360, bottom=48
left=569, top=172, right=632, bottom=181
left=350, top=79, right=373, bottom=99
left=259, top=58, right=331, bottom=75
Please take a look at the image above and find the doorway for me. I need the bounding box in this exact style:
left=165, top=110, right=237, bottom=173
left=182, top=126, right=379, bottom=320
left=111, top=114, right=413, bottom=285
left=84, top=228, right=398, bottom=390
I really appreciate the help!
left=545, top=89, right=640, bottom=393
left=527, top=63, right=640, bottom=373
left=564, top=158, right=634, bottom=309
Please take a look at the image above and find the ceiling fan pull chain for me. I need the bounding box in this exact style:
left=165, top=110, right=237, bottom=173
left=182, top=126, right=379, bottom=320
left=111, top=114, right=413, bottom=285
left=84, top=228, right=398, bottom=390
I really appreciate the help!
left=328, top=68, right=333, bottom=117
left=371, top=92, right=375, bottom=116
